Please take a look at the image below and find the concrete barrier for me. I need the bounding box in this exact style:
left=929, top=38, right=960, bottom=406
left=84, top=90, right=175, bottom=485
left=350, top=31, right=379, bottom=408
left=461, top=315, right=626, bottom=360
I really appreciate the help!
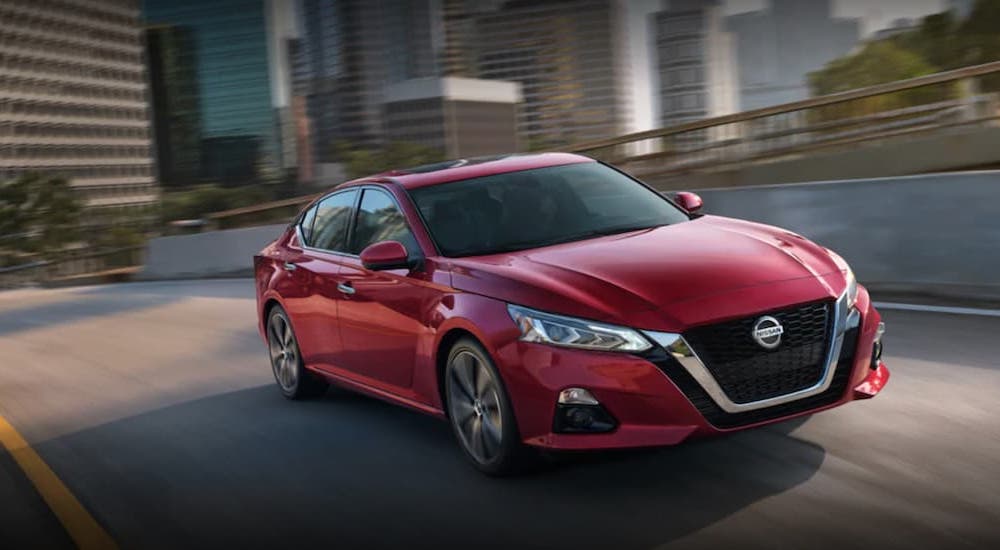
left=140, top=223, right=287, bottom=280
left=697, top=171, right=1000, bottom=301
left=140, top=171, right=1000, bottom=300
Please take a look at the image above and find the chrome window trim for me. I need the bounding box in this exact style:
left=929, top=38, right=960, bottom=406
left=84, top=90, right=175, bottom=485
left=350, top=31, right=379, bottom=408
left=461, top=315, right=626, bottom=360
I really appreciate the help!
left=296, top=221, right=360, bottom=259
left=644, top=292, right=859, bottom=413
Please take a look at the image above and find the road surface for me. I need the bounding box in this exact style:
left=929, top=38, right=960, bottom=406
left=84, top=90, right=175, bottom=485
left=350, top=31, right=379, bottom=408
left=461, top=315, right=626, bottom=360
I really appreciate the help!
left=0, top=279, right=998, bottom=549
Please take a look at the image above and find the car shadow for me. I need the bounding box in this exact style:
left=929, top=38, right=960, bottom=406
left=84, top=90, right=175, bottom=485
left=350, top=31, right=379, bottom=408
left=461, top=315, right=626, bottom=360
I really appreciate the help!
left=34, top=385, right=826, bottom=550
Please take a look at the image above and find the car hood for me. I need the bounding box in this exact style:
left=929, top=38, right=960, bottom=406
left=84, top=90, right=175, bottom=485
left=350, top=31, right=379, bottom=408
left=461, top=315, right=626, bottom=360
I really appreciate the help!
left=448, top=215, right=849, bottom=331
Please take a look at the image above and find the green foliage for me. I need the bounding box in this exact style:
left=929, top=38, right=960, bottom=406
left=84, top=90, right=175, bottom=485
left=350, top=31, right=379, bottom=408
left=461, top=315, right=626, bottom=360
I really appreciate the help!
left=809, top=41, right=944, bottom=120
left=334, top=141, right=446, bottom=180
left=810, top=41, right=937, bottom=95
left=160, top=184, right=273, bottom=222
left=810, top=0, right=1000, bottom=99
left=93, top=224, right=147, bottom=250
left=0, top=172, right=81, bottom=264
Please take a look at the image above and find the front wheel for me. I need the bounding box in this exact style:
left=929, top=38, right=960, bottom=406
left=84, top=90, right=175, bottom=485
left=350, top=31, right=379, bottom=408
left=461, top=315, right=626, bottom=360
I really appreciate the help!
left=266, top=306, right=327, bottom=399
left=445, top=337, right=533, bottom=476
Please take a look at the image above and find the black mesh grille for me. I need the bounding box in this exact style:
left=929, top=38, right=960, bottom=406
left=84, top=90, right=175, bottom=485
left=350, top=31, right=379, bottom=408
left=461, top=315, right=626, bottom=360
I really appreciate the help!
left=646, top=326, right=860, bottom=429
left=683, top=301, right=832, bottom=404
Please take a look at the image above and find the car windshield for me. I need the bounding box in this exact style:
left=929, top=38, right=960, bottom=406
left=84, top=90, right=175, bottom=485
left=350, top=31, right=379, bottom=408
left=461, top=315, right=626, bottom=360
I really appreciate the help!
left=408, top=162, right=691, bottom=257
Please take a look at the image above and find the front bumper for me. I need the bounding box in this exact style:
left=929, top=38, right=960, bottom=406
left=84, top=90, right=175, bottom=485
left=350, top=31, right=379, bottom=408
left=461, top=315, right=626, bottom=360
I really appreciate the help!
left=496, top=290, right=889, bottom=451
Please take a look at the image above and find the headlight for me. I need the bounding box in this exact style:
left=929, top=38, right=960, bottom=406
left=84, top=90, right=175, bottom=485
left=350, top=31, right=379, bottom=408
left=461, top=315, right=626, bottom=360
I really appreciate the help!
left=507, top=304, right=652, bottom=352
left=845, top=267, right=858, bottom=308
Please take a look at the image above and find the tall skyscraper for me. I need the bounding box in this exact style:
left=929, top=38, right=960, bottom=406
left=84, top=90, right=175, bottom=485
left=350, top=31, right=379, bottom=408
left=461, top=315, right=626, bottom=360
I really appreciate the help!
left=295, top=0, right=449, bottom=165
left=143, top=0, right=298, bottom=185
left=471, top=0, right=633, bottom=147
left=726, top=0, right=860, bottom=110
left=653, top=0, right=738, bottom=127
left=146, top=24, right=202, bottom=187
left=0, top=0, right=158, bottom=215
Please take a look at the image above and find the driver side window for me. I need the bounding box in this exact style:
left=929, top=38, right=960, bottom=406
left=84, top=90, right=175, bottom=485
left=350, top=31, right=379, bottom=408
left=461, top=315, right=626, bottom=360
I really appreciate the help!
left=351, top=189, right=418, bottom=255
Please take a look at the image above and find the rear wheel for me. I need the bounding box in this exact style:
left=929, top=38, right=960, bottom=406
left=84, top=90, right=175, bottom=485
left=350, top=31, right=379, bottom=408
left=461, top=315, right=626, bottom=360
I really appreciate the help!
left=266, top=306, right=327, bottom=399
left=445, top=337, right=532, bottom=476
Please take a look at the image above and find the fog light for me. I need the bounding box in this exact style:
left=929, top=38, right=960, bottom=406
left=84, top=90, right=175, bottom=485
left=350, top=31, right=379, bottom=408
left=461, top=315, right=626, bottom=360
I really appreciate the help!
left=558, top=387, right=599, bottom=405
left=553, top=404, right=616, bottom=433
left=566, top=407, right=596, bottom=429
left=871, top=322, right=885, bottom=369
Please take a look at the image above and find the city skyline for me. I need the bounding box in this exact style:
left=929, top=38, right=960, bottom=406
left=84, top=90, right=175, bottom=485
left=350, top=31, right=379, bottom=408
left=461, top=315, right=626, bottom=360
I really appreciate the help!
left=628, top=0, right=947, bottom=133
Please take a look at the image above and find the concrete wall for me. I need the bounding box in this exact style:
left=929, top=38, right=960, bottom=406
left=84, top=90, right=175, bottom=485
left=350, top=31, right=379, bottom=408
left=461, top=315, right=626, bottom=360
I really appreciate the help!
left=140, top=171, right=1000, bottom=300
left=697, top=171, right=1000, bottom=300
left=140, top=224, right=287, bottom=280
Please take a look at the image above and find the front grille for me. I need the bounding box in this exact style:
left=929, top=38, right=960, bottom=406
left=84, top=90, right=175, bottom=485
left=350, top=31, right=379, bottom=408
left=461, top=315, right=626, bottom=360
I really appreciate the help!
left=683, top=301, right=832, bottom=404
left=646, top=326, right=860, bottom=429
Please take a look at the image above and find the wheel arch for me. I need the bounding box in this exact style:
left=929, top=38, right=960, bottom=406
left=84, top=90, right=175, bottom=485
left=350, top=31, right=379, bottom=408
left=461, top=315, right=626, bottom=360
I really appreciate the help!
left=259, top=295, right=285, bottom=341
left=434, top=327, right=479, bottom=417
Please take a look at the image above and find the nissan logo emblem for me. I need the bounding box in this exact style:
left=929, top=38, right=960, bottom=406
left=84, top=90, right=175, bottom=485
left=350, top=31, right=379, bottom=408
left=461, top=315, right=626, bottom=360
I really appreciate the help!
left=752, top=316, right=784, bottom=349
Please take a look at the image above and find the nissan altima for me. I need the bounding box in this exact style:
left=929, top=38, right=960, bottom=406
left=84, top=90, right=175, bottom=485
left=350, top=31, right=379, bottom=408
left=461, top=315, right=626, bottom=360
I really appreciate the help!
left=254, top=153, right=889, bottom=475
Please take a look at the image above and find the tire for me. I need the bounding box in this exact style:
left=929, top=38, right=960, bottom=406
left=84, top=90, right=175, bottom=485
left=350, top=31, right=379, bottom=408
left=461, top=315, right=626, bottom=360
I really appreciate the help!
left=444, top=337, right=534, bottom=476
left=266, top=305, right=327, bottom=399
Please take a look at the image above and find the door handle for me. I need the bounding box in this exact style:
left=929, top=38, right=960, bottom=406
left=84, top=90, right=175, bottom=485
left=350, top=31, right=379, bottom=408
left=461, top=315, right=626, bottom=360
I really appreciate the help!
left=337, top=282, right=355, bottom=295
left=283, top=262, right=297, bottom=271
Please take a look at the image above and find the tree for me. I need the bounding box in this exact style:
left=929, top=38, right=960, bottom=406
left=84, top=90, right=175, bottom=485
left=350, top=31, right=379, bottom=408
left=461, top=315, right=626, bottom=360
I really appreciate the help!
left=810, top=0, right=1000, bottom=101
left=334, top=141, right=446, bottom=180
left=810, top=41, right=938, bottom=95
left=0, top=172, right=81, bottom=265
left=809, top=41, right=945, bottom=121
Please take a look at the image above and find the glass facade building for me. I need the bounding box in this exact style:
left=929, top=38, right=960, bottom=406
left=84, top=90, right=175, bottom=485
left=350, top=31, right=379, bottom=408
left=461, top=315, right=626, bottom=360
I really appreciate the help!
left=143, top=0, right=281, bottom=184
left=295, top=0, right=443, bottom=164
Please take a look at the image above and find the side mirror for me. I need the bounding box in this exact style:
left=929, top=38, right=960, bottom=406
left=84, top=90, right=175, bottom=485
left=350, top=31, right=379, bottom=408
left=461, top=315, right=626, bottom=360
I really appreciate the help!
left=360, top=241, right=413, bottom=271
left=674, top=191, right=703, bottom=214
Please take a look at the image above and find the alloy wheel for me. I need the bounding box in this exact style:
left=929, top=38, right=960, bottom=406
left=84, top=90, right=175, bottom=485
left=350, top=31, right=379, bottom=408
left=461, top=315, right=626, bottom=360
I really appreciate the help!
left=447, top=350, right=504, bottom=465
left=268, top=312, right=299, bottom=392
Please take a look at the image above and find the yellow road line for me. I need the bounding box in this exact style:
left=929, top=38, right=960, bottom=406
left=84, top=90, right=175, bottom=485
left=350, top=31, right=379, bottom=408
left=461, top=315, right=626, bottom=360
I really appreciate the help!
left=0, top=414, right=118, bottom=550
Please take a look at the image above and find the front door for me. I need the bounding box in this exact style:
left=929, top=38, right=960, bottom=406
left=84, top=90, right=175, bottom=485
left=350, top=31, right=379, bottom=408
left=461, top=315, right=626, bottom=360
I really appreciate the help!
left=334, top=187, right=430, bottom=391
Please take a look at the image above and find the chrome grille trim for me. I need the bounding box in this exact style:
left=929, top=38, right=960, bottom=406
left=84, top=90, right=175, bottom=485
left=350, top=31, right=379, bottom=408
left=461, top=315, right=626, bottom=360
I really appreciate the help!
left=644, top=291, right=860, bottom=413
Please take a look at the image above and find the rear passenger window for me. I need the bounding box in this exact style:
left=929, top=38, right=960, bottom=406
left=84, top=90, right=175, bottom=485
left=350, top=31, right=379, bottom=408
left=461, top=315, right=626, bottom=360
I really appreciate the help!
left=311, top=190, right=357, bottom=252
left=299, top=205, right=317, bottom=245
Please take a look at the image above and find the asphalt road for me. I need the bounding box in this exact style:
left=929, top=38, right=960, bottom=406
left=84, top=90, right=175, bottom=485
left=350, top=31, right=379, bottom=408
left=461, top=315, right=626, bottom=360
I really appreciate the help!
left=0, top=279, right=998, bottom=550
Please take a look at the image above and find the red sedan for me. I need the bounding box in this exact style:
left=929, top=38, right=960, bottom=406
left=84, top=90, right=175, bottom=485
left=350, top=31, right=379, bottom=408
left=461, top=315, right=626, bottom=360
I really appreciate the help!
left=254, top=153, right=889, bottom=475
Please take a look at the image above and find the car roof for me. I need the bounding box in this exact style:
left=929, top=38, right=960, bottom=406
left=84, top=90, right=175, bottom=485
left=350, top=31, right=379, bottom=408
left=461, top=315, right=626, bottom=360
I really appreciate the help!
left=337, top=152, right=595, bottom=191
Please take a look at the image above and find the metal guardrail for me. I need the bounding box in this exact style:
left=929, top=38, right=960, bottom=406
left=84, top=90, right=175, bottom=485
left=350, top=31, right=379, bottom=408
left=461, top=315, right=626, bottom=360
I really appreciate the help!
left=195, top=62, right=1000, bottom=228
left=197, top=193, right=321, bottom=231
left=0, top=246, right=144, bottom=289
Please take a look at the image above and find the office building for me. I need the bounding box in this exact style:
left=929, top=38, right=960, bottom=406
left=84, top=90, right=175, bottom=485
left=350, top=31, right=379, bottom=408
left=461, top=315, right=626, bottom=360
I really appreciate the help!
left=295, top=0, right=452, bottom=169
left=383, top=77, right=521, bottom=158
left=726, top=0, right=860, bottom=110
left=146, top=24, right=202, bottom=187
left=471, top=0, right=633, bottom=147
left=653, top=0, right=738, bottom=127
left=143, top=0, right=298, bottom=185
left=0, top=0, right=158, bottom=214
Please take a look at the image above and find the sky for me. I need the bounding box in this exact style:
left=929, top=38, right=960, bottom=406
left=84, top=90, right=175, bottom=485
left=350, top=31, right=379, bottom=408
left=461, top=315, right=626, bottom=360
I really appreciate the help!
left=627, top=0, right=947, bottom=132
